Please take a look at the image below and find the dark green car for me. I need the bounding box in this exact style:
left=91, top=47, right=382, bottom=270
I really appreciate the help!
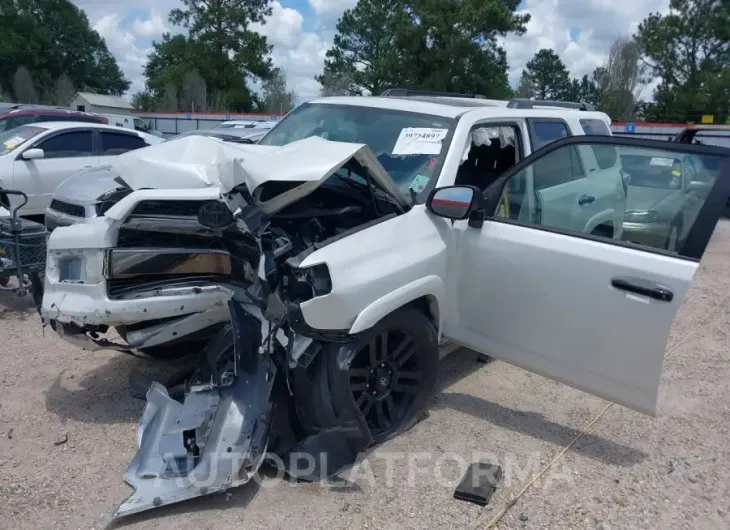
left=620, top=150, right=713, bottom=251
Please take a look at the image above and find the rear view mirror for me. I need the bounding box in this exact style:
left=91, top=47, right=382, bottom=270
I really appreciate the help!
left=21, top=148, right=44, bottom=160
left=426, top=185, right=481, bottom=220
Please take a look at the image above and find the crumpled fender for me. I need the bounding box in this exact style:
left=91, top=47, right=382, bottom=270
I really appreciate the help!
left=114, top=301, right=274, bottom=518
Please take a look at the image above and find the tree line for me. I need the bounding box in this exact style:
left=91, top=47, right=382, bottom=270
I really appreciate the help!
left=0, top=0, right=726, bottom=123
left=319, top=0, right=729, bottom=124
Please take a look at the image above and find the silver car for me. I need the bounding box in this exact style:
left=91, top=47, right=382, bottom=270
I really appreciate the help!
left=45, top=128, right=269, bottom=230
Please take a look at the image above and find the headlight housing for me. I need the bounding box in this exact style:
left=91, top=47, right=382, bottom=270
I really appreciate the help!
left=624, top=210, right=659, bottom=223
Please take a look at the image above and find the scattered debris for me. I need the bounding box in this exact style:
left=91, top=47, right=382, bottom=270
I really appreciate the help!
left=668, top=459, right=678, bottom=473
left=7, top=428, right=13, bottom=439
left=453, top=462, right=502, bottom=506
left=518, top=512, right=529, bottom=522
left=53, top=433, right=68, bottom=446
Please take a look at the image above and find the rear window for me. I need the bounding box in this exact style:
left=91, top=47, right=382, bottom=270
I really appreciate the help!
left=100, top=132, right=147, bottom=155
left=580, top=119, right=617, bottom=169
left=579, top=119, right=611, bottom=136
left=0, top=114, right=35, bottom=132
left=531, top=120, right=570, bottom=150
left=36, top=113, right=103, bottom=124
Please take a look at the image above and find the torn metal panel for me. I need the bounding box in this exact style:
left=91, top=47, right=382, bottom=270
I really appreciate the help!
left=109, top=135, right=409, bottom=213
left=114, top=304, right=274, bottom=518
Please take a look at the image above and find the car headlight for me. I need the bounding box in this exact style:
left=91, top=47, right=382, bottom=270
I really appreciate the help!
left=624, top=210, right=659, bottom=223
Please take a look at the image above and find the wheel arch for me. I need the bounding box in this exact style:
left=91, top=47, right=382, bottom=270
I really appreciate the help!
left=348, top=275, right=444, bottom=335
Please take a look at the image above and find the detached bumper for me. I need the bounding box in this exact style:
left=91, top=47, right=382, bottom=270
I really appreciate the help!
left=621, top=221, right=672, bottom=249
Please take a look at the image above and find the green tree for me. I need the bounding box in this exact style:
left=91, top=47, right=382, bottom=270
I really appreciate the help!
left=261, top=69, right=294, bottom=113
left=395, top=0, right=528, bottom=97
left=514, top=71, right=534, bottom=99
left=522, top=49, right=571, bottom=100
left=145, top=0, right=274, bottom=112
left=636, top=0, right=729, bottom=123
left=318, top=0, right=528, bottom=97
left=316, top=0, right=409, bottom=95
left=132, top=91, right=158, bottom=111
left=0, top=0, right=130, bottom=99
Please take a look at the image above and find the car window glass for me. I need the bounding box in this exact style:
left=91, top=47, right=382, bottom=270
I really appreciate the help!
left=531, top=120, right=569, bottom=150
left=259, top=102, right=455, bottom=201
left=0, top=125, right=44, bottom=155
left=494, top=142, right=724, bottom=255
left=37, top=131, right=93, bottom=158
left=579, top=119, right=611, bottom=136
left=578, top=119, right=617, bottom=169
left=100, top=132, right=147, bottom=155
left=1, top=115, right=35, bottom=131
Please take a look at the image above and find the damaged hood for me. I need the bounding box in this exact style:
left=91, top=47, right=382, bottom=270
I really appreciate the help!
left=111, top=135, right=410, bottom=214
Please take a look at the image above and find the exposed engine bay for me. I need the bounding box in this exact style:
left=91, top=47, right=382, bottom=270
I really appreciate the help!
left=41, top=136, right=418, bottom=517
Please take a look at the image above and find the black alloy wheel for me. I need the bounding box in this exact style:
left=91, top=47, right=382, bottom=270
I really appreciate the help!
left=348, top=329, right=424, bottom=437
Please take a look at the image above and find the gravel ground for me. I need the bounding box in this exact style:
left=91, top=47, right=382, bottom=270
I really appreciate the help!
left=2, top=223, right=730, bottom=530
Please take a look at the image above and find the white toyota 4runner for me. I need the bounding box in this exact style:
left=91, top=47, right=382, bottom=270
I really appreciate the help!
left=40, top=91, right=730, bottom=517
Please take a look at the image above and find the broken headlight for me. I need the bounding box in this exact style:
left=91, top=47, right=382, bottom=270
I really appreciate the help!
left=281, top=263, right=332, bottom=303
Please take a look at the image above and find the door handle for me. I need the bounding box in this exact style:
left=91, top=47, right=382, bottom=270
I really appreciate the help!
left=578, top=194, right=595, bottom=206
left=611, top=277, right=674, bottom=302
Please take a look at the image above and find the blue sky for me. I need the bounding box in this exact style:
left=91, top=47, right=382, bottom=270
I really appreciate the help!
left=72, top=0, right=670, bottom=100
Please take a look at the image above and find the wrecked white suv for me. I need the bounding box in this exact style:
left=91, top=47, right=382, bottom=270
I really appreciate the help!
left=40, top=92, right=730, bottom=517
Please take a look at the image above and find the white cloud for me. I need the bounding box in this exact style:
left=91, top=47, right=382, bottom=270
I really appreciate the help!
left=502, top=0, right=671, bottom=87
left=75, top=0, right=673, bottom=103
left=91, top=13, right=151, bottom=97
left=132, top=14, right=168, bottom=38
left=308, top=0, right=356, bottom=22
left=252, top=1, right=329, bottom=101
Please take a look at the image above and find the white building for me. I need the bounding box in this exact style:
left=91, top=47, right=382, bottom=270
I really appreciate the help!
left=68, top=92, right=133, bottom=115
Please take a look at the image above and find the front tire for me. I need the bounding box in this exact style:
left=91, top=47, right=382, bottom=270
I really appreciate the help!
left=297, top=307, right=439, bottom=445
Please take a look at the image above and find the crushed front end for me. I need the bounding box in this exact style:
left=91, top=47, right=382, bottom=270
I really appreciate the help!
left=41, top=136, right=407, bottom=517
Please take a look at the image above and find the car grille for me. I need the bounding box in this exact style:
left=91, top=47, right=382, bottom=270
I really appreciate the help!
left=50, top=199, right=86, bottom=218
left=130, top=200, right=208, bottom=217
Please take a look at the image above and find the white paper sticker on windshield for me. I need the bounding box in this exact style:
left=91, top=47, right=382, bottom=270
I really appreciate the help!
left=3, top=135, right=24, bottom=149
left=649, top=157, right=674, bottom=167
left=392, top=128, right=448, bottom=155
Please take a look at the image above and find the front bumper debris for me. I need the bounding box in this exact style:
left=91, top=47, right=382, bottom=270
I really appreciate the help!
left=114, top=304, right=274, bottom=518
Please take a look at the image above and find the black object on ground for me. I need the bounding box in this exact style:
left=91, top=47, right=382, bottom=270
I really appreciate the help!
left=453, top=462, right=503, bottom=506
left=477, top=353, right=491, bottom=363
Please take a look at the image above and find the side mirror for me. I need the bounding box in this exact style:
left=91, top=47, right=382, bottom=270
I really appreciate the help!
left=21, top=148, right=44, bottom=160
left=686, top=180, right=711, bottom=194
left=426, top=185, right=482, bottom=220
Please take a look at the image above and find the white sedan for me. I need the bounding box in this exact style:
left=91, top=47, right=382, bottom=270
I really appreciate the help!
left=0, top=122, right=162, bottom=216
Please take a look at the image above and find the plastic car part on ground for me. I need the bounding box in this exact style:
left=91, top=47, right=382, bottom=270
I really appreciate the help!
left=114, top=298, right=373, bottom=518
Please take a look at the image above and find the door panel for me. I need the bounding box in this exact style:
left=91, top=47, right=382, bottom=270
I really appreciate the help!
left=13, top=130, right=98, bottom=214
left=444, top=137, right=730, bottom=415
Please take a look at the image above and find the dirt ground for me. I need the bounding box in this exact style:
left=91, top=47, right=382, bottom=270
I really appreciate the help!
left=2, top=223, right=730, bottom=530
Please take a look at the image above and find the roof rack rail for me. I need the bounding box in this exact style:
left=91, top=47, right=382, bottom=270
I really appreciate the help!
left=507, top=98, right=595, bottom=111
left=380, top=88, right=487, bottom=99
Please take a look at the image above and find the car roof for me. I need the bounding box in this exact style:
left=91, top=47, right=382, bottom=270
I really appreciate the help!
left=0, top=107, right=101, bottom=119
left=28, top=121, right=144, bottom=134
left=178, top=128, right=255, bottom=137
left=307, top=96, right=610, bottom=122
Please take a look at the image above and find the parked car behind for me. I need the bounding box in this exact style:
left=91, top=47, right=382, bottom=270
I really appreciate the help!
left=0, top=122, right=162, bottom=218
left=44, top=128, right=263, bottom=231
left=0, top=107, right=108, bottom=132
left=213, top=119, right=275, bottom=130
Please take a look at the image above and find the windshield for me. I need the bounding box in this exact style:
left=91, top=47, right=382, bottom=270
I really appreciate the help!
left=0, top=125, right=45, bottom=156
left=258, top=102, right=455, bottom=201
left=622, top=154, right=683, bottom=189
